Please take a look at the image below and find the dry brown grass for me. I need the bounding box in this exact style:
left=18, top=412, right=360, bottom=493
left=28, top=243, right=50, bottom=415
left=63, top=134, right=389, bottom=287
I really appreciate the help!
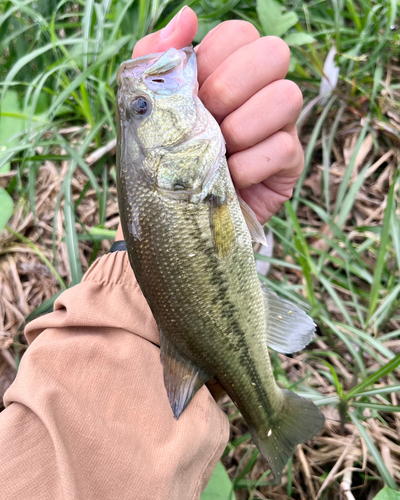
left=0, top=138, right=120, bottom=408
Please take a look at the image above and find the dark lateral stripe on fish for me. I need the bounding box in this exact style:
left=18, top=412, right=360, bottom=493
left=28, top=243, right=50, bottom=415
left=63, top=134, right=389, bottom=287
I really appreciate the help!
left=186, top=210, right=273, bottom=412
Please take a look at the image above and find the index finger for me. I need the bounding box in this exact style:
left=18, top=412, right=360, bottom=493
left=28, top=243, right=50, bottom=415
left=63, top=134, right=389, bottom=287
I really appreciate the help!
left=196, top=21, right=259, bottom=87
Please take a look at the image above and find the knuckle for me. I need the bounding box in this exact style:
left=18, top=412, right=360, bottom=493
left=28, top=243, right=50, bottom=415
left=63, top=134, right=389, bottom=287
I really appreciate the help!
left=207, top=74, right=237, bottom=111
left=236, top=21, right=260, bottom=41
left=219, top=20, right=260, bottom=42
left=275, top=131, right=304, bottom=179
left=221, top=115, right=242, bottom=152
left=281, top=80, right=303, bottom=114
left=277, top=131, right=297, bottom=163
left=280, top=189, right=294, bottom=204
left=297, top=141, right=305, bottom=172
left=228, top=153, right=247, bottom=188
left=263, top=36, right=291, bottom=70
left=276, top=190, right=292, bottom=205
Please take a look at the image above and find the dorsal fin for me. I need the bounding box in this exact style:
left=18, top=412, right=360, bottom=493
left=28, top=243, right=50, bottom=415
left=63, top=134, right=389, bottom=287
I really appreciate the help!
left=261, top=283, right=316, bottom=354
left=159, top=330, right=211, bottom=419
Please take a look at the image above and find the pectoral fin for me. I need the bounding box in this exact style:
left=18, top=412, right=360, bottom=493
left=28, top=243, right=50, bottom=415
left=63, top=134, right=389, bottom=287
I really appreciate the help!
left=209, top=195, right=235, bottom=259
left=261, top=283, right=316, bottom=354
left=159, top=330, right=211, bottom=419
left=238, top=196, right=268, bottom=246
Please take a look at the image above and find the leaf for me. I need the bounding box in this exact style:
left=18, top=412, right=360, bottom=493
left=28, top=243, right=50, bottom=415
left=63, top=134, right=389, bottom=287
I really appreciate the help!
left=256, top=0, right=298, bottom=37
left=351, top=402, right=400, bottom=412
left=367, top=170, right=398, bottom=322
left=64, top=173, right=83, bottom=285
left=194, top=20, right=219, bottom=43
left=373, top=487, right=400, bottom=500
left=285, top=201, right=317, bottom=307
left=284, top=33, right=315, bottom=46
left=201, top=462, right=235, bottom=500
left=345, top=353, right=400, bottom=400
left=0, top=90, right=48, bottom=173
left=0, top=188, right=13, bottom=232
left=0, top=90, right=23, bottom=173
left=288, top=54, right=298, bottom=72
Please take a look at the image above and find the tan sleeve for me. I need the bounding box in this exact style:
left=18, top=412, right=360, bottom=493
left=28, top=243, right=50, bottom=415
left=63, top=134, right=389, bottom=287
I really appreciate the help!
left=0, top=251, right=229, bottom=500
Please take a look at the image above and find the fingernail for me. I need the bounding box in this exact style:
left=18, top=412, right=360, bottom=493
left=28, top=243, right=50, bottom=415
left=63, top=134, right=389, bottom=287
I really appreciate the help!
left=160, top=6, right=188, bottom=40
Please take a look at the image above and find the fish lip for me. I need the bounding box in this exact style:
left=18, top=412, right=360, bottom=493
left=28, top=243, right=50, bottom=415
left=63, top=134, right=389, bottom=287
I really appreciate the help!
left=117, top=45, right=194, bottom=86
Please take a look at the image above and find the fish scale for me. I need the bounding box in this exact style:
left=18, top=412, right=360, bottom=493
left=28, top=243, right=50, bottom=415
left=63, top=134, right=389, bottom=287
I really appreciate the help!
left=116, top=46, right=324, bottom=482
left=122, top=159, right=278, bottom=425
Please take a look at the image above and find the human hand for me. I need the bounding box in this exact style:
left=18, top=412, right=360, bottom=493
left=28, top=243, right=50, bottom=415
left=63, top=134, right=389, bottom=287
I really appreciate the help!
left=115, top=6, right=304, bottom=240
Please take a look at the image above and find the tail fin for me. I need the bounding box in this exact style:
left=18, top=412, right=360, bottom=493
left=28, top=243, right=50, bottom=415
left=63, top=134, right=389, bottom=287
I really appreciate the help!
left=251, top=390, right=325, bottom=483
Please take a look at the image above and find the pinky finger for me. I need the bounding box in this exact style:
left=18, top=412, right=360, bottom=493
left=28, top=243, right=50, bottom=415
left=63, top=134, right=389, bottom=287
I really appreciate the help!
left=238, top=182, right=293, bottom=224
left=228, top=130, right=303, bottom=190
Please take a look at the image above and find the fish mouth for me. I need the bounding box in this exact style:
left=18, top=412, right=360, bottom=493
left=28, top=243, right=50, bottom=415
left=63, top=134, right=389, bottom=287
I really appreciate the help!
left=117, top=46, right=194, bottom=86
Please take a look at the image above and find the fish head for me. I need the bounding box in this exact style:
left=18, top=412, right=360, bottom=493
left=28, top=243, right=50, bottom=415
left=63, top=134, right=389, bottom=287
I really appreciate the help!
left=117, top=46, right=198, bottom=152
left=117, top=46, right=225, bottom=206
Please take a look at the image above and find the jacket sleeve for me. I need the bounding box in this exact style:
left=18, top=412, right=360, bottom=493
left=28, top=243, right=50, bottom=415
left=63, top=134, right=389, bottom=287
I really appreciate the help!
left=0, top=251, right=229, bottom=500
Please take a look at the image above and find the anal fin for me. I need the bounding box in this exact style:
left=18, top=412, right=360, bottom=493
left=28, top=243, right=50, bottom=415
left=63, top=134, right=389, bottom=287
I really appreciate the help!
left=261, top=283, right=316, bottom=354
left=160, top=330, right=211, bottom=419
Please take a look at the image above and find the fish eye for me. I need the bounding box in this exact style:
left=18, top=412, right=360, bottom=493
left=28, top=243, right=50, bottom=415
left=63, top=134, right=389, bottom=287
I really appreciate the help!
left=131, top=97, right=150, bottom=116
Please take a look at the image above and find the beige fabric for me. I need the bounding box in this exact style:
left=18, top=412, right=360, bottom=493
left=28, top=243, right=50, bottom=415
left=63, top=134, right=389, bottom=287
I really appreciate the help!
left=0, top=251, right=229, bottom=500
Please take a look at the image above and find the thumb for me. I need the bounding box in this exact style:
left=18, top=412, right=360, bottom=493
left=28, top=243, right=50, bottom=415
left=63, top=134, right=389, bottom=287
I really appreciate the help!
left=132, top=6, right=198, bottom=58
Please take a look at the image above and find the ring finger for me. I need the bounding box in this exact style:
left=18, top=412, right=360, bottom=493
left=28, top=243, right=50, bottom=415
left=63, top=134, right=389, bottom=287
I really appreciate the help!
left=228, top=131, right=304, bottom=190
left=221, top=79, right=303, bottom=155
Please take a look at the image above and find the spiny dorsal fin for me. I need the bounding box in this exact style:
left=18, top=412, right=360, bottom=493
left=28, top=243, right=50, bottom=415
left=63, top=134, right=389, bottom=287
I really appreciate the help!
left=209, top=194, right=235, bottom=259
left=144, top=48, right=182, bottom=76
left=238, top=196, right=268, bottom=246
left=261, top=283, right=316, bottom=354
left=159, top=330, right=210, bottom=419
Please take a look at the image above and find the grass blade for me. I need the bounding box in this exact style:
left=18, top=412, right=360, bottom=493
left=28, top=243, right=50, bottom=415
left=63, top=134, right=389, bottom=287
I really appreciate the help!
left=367, top=169, right=398, bottom=322
left=350, top=412, right=398, bottom=490
left=346, top=353, right=400, bottom=400
left=5, top=226, right=66, bottom=290
left=63, top=164, right=83, bottom=285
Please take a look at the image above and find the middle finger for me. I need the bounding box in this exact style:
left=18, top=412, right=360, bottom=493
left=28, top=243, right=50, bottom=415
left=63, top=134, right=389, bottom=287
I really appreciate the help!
left=199, top=36, right=290, bottom=123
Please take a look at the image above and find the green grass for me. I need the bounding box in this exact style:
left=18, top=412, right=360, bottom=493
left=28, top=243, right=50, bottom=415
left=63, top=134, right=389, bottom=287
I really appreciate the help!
left=1, top=0, right=399, bottom=498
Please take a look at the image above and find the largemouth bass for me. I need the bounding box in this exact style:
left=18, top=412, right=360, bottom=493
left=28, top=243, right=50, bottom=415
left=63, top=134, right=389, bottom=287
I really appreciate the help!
left=116, top=46, right=324, bottom=481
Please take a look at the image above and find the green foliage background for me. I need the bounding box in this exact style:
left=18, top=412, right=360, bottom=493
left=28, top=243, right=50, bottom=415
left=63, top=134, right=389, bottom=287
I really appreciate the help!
left=1, top=0, right=399, bottom=498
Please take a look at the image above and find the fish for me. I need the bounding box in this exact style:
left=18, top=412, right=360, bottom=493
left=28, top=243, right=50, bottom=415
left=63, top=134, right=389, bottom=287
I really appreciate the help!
left=116, top=46, right=325, bottom=482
